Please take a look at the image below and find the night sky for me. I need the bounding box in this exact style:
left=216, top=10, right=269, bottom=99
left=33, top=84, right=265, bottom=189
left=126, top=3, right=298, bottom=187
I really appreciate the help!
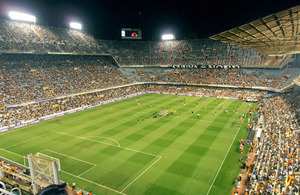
left=0, top=0, right=298, bottom=40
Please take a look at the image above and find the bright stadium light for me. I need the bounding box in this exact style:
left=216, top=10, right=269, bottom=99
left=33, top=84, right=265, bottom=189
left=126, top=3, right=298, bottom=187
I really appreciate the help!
left=8, top=11, right=36, bottom=23
left=70, top=22, right=82, bottom=30
left=162, top=34, right=175, bottom=40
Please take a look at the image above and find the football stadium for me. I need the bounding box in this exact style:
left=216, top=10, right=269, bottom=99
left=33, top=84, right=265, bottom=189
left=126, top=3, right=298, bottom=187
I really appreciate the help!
left=0, top=2, right=299, bottom=195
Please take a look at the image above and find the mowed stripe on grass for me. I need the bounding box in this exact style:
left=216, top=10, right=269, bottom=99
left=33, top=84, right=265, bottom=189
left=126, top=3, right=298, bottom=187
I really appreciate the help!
left=0, top=94, right=251, bottom=194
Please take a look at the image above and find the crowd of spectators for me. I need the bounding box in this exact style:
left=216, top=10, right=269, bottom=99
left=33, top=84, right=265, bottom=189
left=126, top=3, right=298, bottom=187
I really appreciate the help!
left=0, top=19, right=105, bottom=54
left=0, top=20, right=270, bottom=68
left=247, top=92, right=300, bottom=194
left=0, top=19, right=291, bottom=69
left=136, top=68, right=292, bottom=89
left=146, top=84, right=263, bottom=100
left=0, top=52, right=293, bottom=107
left=0, top=54, right=131, bottom=105
left=103, top=39, right=265, bottom=67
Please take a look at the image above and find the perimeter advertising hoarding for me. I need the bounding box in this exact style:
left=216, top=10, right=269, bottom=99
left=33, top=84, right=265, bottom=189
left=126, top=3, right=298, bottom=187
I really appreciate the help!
left=172, top=65, right=240, bottom=69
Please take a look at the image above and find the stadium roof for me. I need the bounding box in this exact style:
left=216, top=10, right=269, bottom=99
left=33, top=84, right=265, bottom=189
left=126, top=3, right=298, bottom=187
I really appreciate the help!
left=210, top=5, right=300, bottom=55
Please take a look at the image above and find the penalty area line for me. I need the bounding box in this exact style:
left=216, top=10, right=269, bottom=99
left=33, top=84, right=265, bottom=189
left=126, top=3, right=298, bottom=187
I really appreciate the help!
left=121, top=156, right=162, bottom=193
left=206, top=118, right=245, bottom=195
left=78, top=165, right=97, bottom=177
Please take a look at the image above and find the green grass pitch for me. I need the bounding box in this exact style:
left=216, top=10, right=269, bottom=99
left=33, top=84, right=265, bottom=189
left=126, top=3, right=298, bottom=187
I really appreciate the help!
left=0, top=94, right=254, bottom=195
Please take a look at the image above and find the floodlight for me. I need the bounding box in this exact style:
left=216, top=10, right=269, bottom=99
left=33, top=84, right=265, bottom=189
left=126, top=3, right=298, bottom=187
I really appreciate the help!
left=70, top=22, right=82, bottom=30
left=8, top=11, right=36, bottom=23
left=162, top=34, right=174, bottom=40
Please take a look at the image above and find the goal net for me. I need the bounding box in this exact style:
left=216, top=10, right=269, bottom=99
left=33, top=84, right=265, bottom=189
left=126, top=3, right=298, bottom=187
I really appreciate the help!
left=36, top=152, right=61, bottom=171
left=27, top=153, right=60, bottom=194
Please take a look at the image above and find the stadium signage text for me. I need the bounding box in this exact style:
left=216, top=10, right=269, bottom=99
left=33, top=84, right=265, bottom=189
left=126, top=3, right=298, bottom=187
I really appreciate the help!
left=172, top=65, right=240, bottom=69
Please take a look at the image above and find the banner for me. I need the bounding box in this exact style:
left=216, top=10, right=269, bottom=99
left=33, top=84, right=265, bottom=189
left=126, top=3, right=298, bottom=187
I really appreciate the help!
left=188, top=83, right=208, bottom=86
left=35, top=98, right=54, bottom=103
left=0, top=128, right=9, bottom=133
left=172, top=65, right=240, bottom=69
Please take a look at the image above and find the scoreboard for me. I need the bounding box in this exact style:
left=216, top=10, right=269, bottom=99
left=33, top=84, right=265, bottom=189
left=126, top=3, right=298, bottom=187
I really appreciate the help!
left=121, top=28, right=142, bottom=40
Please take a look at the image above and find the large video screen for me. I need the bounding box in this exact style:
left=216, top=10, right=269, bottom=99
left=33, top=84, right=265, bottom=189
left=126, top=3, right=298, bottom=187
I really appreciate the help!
left=121, top=28, right=142, bottom=40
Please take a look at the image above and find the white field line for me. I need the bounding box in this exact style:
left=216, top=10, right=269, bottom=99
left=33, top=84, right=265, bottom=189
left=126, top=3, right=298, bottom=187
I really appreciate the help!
left=206, top=118, right=245, bottom=195
left=0, top=147, right=25, bottom=158
left=134, top=111, right=148, bottom=118
left=121, top=156, right=162, bottom=193
left=37, top=152, right=60, bottom=161
left=78, top=165, right=97, bottom=177
left=60, top=170, right=126, bottom=195
left=54, top=131, right=160, bottom=158
left=44, top=149, right=97, bottom=166
left=84, top=136, right=120, bottom=147
left=135, top=112, right=141, bottom=118
left=4, top=132, right=53, bottom=149
left=48, top=133, right=162, bottom=193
